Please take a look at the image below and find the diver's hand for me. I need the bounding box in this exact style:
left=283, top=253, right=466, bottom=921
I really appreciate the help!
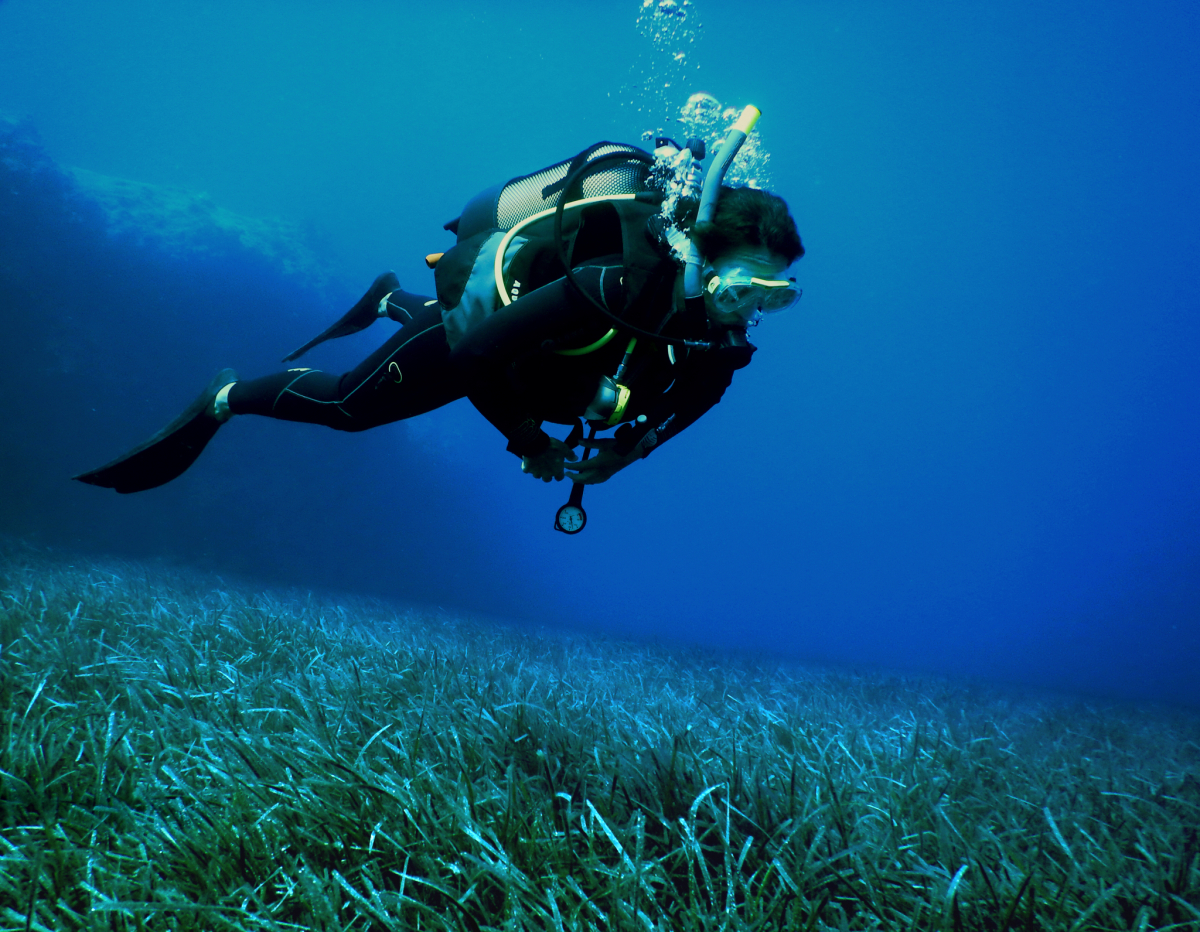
left=520, top=438, right=578, bottom=482
left=564, top=440, right=640, bottom=485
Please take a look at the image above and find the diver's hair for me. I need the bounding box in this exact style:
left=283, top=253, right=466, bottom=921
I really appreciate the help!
left=690, top=186, right=804, bottom=265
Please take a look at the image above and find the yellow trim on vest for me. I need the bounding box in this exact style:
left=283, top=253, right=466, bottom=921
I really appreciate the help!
left=494, top=194, right=639, bottom=307
left=554, top=328, right=617, bottom=356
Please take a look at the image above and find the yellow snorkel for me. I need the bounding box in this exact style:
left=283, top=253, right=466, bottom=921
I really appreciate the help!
left=681, top=104, right=761, bottom=302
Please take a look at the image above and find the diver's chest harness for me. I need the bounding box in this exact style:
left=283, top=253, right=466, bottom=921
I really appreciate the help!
left=432, top=133, right=759, bottom=426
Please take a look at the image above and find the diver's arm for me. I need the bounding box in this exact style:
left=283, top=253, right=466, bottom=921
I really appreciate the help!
left=612, top=351, right=744, bottom=458
left=564, top=361, right=739, bottom=484
left=563, top=443, right=640, bottom=484
left=450, top=266, right=623, bottom=457
left=521, top=437, right=579, bottom=481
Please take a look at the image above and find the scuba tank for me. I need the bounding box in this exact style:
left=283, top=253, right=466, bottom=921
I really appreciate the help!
left=444, top=143, right=654, bottom=243
left=432, top=142, right=675, bottom=351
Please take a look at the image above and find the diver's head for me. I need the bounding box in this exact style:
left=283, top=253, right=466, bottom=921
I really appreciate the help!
left=690, top=186, right=804, bottom=325
left=703, top=247, right=798, bottom=325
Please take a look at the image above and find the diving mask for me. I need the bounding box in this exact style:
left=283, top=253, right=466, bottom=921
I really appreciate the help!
left=705, top=268, right=802, bottom=321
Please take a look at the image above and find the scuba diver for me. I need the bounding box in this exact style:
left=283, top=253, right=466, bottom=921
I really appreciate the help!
left=75, top=107, right=804, bottom=530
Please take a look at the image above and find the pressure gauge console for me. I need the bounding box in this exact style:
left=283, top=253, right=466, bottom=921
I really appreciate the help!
left=554, top=501, right=587, bottom=534
left=554, top=478, right=588, bottom=534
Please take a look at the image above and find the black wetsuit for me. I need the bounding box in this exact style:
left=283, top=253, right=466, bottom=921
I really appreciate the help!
left=228, top=261, right=751, bottom=460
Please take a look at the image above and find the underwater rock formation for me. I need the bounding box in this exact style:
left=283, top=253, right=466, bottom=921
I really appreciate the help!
left=2, top=114, right=329, bottom=284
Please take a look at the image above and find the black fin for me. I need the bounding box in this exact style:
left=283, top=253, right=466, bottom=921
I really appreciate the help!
left=73, top=369, right=237, bottom=494
left=283, top=271, right=400, bottom=362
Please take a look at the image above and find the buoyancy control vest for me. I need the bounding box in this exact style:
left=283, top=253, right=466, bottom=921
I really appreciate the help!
left=432, top=142, right=678, bottom=348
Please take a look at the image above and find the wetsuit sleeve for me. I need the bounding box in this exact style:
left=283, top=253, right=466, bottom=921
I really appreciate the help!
left=612, top=349, right=748, bottom=458
left=449, top=266, right=623, bottom=457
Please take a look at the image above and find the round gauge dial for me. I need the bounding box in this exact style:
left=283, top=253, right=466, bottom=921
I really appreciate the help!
left=554, top=503, right=587, bottom=534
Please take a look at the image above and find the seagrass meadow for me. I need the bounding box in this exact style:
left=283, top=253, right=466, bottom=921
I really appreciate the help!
left=1, top=546, right=1198, bottom=932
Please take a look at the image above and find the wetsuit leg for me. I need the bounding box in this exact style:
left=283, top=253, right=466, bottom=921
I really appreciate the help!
left=228, top=292, right=463, bottom=431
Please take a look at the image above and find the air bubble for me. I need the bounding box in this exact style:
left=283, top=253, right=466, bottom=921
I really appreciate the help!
left=624, top=0, right=773, bottom=188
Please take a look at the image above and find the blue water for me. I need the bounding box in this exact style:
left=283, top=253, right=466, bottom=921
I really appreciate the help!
left=1, top=0, right=1197, bottom=708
